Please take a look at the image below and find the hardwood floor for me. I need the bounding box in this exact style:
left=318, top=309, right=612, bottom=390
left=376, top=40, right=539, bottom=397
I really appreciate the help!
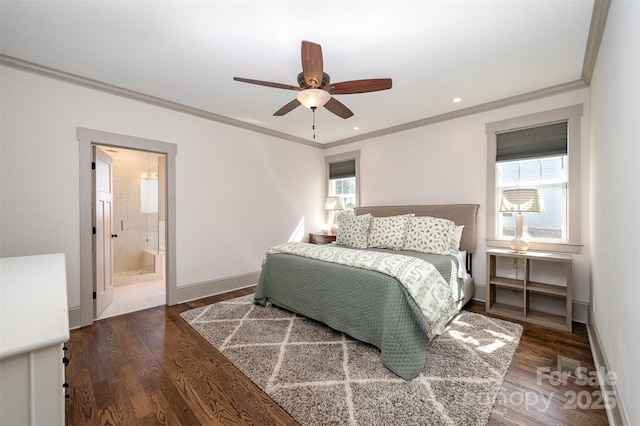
left=65, top=288, right=609, bottom=425
left=465, top=302, right=609, bottom=426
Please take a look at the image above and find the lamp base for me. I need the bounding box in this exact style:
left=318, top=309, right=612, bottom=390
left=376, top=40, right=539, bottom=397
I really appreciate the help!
left=509, top=237, right=529, bottom=252
left=510, top=213, right=529, bottom=252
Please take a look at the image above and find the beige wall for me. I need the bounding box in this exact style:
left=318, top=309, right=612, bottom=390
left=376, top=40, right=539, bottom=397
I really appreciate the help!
left=589, top=0, right=639, bottom=424
left=0, top=66, right=325, bottom=310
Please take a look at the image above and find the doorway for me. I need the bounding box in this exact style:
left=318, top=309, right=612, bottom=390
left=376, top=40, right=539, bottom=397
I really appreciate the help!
left=95, top=145, right=167, bottom=320
left=77, top=127, right=177, bottom=328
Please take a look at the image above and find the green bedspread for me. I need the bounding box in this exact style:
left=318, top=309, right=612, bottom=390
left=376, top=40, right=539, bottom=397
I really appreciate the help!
left=254, top=243, right=460, bottom=380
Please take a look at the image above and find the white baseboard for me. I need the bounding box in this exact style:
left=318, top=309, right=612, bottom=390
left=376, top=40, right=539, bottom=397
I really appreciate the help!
left=68, top=307, right=82, bottom=330
left=472, top=283, right=588, bottom=324
left=174, top=271, right=260, bottom=304
left=68, top=271, right=260, bottom=329
left=587, top=318, right=629, bottom=426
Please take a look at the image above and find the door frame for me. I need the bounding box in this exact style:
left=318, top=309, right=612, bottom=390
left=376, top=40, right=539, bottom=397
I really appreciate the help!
left=78, top=127, right=178, bottom=327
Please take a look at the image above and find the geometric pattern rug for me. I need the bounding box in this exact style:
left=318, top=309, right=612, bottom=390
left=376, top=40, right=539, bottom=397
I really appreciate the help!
left=180, top=294, right=523, bottom=426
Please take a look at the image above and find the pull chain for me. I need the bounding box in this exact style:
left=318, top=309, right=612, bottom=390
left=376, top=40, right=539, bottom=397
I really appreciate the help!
left=311, top=106, right=317, bottom=139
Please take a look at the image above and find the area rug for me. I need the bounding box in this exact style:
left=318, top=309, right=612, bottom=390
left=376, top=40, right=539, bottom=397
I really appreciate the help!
left=180, top=295, right=523, bottom=426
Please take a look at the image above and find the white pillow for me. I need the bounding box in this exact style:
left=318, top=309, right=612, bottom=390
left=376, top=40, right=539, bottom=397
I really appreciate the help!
left=403, top=216, right=457, bottom=255
left=367, top=214, right=414, bottom=250
left=336, top=214, right=372, bottom=249
left=451, top=225, right=465, bottom=251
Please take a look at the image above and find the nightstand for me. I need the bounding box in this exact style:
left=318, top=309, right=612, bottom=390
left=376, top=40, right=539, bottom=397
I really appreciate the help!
left=486, top=248, right=572, bottom=331
left=309, top=233, right=336, bottom=245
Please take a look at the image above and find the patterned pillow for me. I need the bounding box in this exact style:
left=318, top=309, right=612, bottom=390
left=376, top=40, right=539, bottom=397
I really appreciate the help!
left=367, top=214, right=414, bottom=250
left=336, top=213, right=372, bottom=249
left=403, top=216, right=457, bottom=255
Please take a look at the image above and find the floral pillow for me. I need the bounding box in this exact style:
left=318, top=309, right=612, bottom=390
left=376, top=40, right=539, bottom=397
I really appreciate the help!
left=336, top=213, right=372, bottom=249
left=403, top=216, right=457, bottom=255
left=367, top=214, right=414, bottom=250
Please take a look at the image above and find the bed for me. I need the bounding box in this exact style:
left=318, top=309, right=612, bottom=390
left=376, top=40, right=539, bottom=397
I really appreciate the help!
left=254, top=204, right=479, bottom=380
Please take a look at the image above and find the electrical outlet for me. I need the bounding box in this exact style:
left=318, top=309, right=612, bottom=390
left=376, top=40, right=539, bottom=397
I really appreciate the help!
left=508, top=258, right=518, bottom=279
left=592, top=296, right=596, bottom=313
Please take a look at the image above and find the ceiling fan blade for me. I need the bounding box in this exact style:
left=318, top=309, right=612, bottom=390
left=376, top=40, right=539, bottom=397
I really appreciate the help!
left=273, top=99, right=301, bottom=116
left=324, top=97, right=353, bottom=119
left=324, top=78, right=392, bottom=95
left=234, top=77, right=301, bottom=91
left=301, top=41, right=324, bottom=88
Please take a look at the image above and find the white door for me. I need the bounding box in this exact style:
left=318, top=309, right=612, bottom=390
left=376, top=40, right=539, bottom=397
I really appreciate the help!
left=93, top=146, right=115, bottom=317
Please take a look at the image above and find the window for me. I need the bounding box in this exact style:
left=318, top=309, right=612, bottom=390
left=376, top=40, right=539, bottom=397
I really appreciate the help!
left=329, top=161, right=356, bottom=210
left=497, top=122, right=568, bottom=242
left=486, top=105, right=583, bottom=253
left=325, top=151, right=360, bottom=212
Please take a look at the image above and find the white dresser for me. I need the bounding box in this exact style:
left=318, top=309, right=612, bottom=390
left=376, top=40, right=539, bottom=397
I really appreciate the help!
left=0, top=253, right=70, bottom=425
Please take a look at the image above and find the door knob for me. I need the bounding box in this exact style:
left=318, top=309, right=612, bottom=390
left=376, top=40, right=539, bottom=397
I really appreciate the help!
left=111, top=234, right=118, bottom=238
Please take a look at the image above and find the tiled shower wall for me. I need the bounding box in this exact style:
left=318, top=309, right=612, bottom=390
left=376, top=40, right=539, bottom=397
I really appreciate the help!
left=111, top=149, right=161, bottom=275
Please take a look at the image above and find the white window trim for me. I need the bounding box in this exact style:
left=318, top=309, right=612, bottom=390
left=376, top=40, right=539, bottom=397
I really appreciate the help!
left=486, top=105, right=583, bottom=254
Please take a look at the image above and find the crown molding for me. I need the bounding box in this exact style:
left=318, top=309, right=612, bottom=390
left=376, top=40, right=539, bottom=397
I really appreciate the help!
left=1, top=54, right=590, bottom=150
left=322, top=79, right=588, bottom=149
left=581, top=0, right=611, bottom=85
left=0, top=54, right=322, bottom=149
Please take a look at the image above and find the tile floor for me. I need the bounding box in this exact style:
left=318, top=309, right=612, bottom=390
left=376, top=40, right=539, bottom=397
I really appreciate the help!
left=97, top=278, right=166, bottom=320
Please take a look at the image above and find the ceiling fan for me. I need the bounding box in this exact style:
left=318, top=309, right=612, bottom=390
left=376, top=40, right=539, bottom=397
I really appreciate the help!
left=233, top=41, right=392, bottom=119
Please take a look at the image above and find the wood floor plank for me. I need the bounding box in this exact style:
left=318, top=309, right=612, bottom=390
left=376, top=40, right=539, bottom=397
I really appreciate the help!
left=466, top=301, right=609, bottom=426
left=65, top=289, right=608, bottom=425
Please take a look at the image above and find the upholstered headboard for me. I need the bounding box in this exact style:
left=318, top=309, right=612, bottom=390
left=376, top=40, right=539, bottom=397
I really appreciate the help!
left=354, top=204, right=480, bottom=254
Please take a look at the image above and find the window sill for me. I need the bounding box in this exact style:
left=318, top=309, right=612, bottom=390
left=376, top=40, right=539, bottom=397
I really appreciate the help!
left=486, top=239, right=583, bottom=254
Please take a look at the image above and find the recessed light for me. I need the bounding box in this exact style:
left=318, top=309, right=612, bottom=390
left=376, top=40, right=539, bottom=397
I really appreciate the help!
left=452, top=97, right=463, bottom=103
left=353, top=126, right=360, bottom=131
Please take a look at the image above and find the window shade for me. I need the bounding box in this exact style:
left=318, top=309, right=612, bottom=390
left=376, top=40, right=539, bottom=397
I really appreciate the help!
left=329, top=159, right=356, bottom=179
left=496, top=121, right=567, bottom=162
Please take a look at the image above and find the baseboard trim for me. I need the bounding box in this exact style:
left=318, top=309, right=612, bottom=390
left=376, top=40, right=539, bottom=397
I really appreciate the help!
left=472, top=283, right=588, bottom=324
left=174, top=271, right=260, bottom=304
left=67, top=272, right=259, bottom=329
left=587, top=318, right=628, bottom=426
left=572, top=300, right=588, bottom=324
left=68, top=306, right=82, bottom=330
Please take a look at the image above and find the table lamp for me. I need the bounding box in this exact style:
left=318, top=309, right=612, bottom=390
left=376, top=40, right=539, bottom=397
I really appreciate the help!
left=499, top=188, right=543, bottom=252
left=325, top=196, right=344, bottom=235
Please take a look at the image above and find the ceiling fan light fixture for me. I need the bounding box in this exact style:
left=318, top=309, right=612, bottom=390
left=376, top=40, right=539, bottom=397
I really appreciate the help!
left=297, top=88, right=330, bottom=109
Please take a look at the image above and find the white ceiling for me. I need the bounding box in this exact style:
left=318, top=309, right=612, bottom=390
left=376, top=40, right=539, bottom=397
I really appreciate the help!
left=0, top=1, right=595, bottom=145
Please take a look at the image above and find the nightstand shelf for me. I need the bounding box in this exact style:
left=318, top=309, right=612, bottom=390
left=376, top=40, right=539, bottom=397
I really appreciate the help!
left=486, top=248, right=572, bottom=332
left=526, top=281, right=567, bottom=296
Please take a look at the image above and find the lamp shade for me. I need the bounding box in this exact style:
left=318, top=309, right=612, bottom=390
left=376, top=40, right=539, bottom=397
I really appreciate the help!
left=297, top=88, right=331, bottom=109
left=499, top=189, right=543, bottom=213
left=325, top=196, right=344, bottom=210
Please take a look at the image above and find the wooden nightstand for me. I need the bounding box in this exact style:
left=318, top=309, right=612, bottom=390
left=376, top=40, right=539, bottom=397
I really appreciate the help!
left=309, top=233, right=336, bottom=245
left=486, top=248, right=572, bottom=331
